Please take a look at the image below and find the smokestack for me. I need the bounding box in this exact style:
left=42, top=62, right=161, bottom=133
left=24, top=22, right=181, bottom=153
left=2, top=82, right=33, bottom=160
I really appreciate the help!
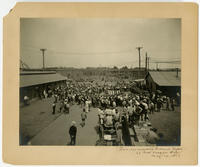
left=176, top=68, right=179, bottom=78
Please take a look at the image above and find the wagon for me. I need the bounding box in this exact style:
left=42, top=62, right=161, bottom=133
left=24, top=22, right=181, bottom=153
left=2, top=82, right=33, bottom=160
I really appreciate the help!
left=99, top=122, right=122, bottom=146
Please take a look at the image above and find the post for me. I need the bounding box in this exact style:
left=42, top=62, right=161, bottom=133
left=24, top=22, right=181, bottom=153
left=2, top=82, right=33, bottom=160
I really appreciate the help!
left=136, top=47, right=143, bottom=79
left=136, top=47, right=143, bottom=70
left=145, top=52, right=147, bottom=71
left=40, top=48, right=46, bottom=70
left=147, top=57, right=150, bottom=71
left=176, top=68, right=179, bottom=77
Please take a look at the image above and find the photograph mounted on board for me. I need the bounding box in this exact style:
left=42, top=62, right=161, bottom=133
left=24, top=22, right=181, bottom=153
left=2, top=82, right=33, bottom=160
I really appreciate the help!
left=20, top=18, right=181, bottom=146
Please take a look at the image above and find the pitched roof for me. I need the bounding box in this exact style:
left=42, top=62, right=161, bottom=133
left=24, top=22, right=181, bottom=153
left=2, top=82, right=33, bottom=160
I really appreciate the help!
left=20, top=72, right=67, bottom=88
left=148, top=71, right=181, bottom=86
left=20, top=70, right=56, bottom=75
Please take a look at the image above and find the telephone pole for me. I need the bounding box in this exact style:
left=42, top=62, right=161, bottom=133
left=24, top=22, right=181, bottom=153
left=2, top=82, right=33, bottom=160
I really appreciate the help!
left=40, top=48, right=46, bottom=70
left=136, top=46, right=143, bottom=70
left=156, top=62, right=158, bottom=70
left=145, top=52, right=148, bottom=71
left=147, top=57, right=150, bottom=71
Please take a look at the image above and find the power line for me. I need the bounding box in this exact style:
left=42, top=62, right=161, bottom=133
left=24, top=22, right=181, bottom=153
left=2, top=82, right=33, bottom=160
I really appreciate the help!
left=49, top=49, right=132, bottom=55
left=22, top=44, right=133, bottom=55
left=155, top=61, right=181, bottom=64
left=151, top=60, right=181, bottom=64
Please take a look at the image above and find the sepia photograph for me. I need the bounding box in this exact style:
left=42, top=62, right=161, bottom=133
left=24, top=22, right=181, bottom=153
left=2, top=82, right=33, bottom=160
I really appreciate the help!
left=19, top=18, right=181, bottom=146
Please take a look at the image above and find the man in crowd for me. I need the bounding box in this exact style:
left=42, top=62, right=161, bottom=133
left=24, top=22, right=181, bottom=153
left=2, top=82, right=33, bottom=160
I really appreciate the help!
left=80, top=108, right=87, bottom=127
left=64, top=99, right=70, bottom=114
left=24, top=95, right=29, bottom=106
left=69, top=121, right=77, bottom=145
left=52, top=101, right=56, bottom=115
left=146, top=128, right=159, bottom=144
left=98, top=108, right=105, bottom=125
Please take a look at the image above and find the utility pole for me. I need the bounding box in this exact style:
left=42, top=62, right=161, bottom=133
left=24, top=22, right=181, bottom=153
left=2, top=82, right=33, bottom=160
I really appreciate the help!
left=147, top=57, right=150, bottom=71
left=176, top=68, right=179, bottom=78
left=136, top=47, right=143, bottom=70
left=145, top=52, right=147, bottom=71
left=40, top=48, right=46, bottom=70
left=156, top=62, right=158, bottom=70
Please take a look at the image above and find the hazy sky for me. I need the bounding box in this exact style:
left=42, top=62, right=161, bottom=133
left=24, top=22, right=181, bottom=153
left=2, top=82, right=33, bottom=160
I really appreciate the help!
left=20, top=18, right=181, bottom=69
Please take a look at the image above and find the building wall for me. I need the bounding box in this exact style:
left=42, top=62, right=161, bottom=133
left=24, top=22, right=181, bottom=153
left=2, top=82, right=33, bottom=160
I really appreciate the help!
left=20, top=84, right=45, bottom=102
left=145, top=73, right=181, bottom=97
left=158, top=86, right=181, bottom=97
left=20, top=80, right=66, bottom=103
left=146, top=74, right=157, bottom=92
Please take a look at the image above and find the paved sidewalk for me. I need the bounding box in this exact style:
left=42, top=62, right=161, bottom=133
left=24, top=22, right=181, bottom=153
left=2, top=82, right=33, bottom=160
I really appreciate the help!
left=30, top=105, right=99, bottom=145
left=20, top=97, right=62, bottom=145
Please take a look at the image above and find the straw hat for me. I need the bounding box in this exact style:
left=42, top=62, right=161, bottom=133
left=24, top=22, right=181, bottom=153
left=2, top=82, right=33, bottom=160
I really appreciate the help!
left=135, top=100, right=140, bottom=106
left=71, top=121, right=76, bottom=126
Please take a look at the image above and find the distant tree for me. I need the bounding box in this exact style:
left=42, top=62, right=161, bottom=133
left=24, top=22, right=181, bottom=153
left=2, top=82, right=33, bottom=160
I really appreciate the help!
left=121, top=66, right=129, bottom=70
left=113, top=66, right=118, bottom=69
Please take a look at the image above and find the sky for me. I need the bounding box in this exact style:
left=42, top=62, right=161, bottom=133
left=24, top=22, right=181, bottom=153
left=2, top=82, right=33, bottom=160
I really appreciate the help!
left=20, top=18, right=181, bottom=69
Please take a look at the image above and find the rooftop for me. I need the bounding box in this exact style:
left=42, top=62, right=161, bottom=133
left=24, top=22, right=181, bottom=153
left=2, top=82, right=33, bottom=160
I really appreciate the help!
left=20, top=70, right=56, bottom=75
left=147, top=71, right=181, bottom=86
left=20, top=71, right=67, bottom=87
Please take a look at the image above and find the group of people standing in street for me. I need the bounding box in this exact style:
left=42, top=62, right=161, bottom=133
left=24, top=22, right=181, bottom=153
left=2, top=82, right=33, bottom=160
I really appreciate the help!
left=44, top=80, right=179, bottom=145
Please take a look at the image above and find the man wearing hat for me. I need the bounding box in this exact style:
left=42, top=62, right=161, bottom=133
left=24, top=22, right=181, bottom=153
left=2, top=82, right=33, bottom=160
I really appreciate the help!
left=64, top=99, right=70, bottom=114
left=69, top=121, right=77, bottom=145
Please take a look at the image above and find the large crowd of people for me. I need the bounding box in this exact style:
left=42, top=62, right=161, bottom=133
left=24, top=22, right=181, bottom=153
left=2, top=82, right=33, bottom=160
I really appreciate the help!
left=48, top=80, right=178, bottom=119
left=24, top=79, right=180, bottom=145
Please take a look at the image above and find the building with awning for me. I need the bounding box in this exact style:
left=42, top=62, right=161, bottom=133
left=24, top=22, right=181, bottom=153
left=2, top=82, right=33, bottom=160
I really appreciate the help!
left=145, top=70, right=181, bottom=97
left=20, top=70, right=67, bottom=102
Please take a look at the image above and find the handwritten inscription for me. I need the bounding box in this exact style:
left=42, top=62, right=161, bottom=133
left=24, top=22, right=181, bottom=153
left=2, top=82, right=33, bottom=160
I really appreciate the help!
left=119, top=147, right=183, bottom=158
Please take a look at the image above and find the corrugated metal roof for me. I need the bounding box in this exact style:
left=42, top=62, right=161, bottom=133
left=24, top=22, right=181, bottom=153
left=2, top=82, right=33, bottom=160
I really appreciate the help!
left=148, top=71, right=181, bottom=86
left=20, top=71, right=56, bottom=75
left=20, top=73, right=67, bottom=88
